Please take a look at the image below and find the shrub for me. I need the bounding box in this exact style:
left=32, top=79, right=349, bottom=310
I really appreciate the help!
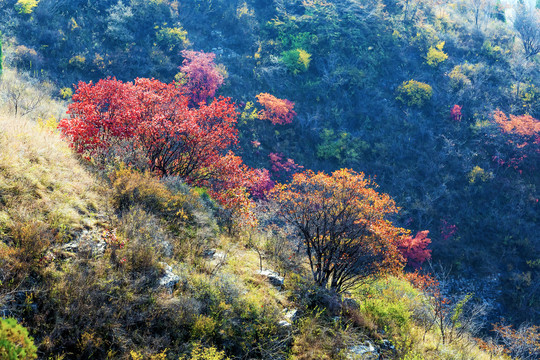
left=15, top=0, right=38, bottom=15
left=396, top=80, right=433, bottom=107
left=0, top=318, right=38, bottom=360
left=426, top=41, right=448, bottom=67
left=59, top=87, right=73, bottom=99
left=182, top=343, right=229, bottom=360
left=281, top=49, right=311, bottom=74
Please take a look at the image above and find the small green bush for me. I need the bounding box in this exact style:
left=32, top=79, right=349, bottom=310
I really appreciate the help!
left=396, top=80, right=433, bottom=107
left=0, top=318, right=38, bottom=360
left=281, top=49, right=311, bottom=74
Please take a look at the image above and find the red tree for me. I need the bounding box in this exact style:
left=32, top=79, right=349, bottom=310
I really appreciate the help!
left=58, top=78, right=141, bottom=155
left=59, top=78, right=269, bottom=225
left=268, top=152, right=303, bottom=182
left=179, top=50, right=224, bottom=105
left=255, top=93, right=296, bottom=125
left=397, top=230, right=431, bottom=268
left=450, top=104, right=462, bottom=122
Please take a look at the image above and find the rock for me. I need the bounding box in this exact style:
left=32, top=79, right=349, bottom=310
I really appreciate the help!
left=283, top=308, right=298, bottom=322
left=278, top=320, right=291, bottom=328
left=61, top=229, right=106, bottom=256
left=202, top=249, right=226, bottom=261
left=342, top=297, right=360, bottom=310
left=256, top=269, right=284, bottom=288
left=159, top=263, right=180, bottom=290
left=347, top=341, right=378, bottom=360
left=202, top=249, right=217, bottom=258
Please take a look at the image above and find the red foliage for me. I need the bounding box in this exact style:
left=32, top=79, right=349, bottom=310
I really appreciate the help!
left=59, top=77, right=262, bottom=225
left=58, top=78, right=140, bottom=155
left=249, top=168, right=275, bottom=201
left=405, top=270, right=438, bottom=291
left=179, top=50, right=224, bottom=105
left=255, top=93, right=296, bottom=125
left=491, top=110, right=540, bottom=172
left=397, top=230, right=431, bottom=268
left=440, top=219, right=457, bottom=241
left=450, top=104, right=462, bottom=122
left=268, top=152, right=303, bottom=182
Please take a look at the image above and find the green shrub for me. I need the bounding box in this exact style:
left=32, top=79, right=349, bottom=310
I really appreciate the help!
left=156, top=26, right=190, bottom=52
left=281, top=49, right=311, bottom=74
left=396, top=80, right=433, bottom=107
left=0, top=318, right=38, bottom=360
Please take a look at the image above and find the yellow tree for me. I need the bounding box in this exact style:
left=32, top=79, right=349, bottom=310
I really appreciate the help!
left=270, top=169, right=406, bottom=293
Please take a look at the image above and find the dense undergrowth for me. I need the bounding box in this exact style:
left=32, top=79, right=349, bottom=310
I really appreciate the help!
left=0, top=75, right=522, bottom=359
left=0, top=0, right=538, bottom=325
left=0, top=0, right=539, bottom=359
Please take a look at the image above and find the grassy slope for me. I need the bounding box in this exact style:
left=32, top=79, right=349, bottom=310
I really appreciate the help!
left=0, top=94, right=510, bottom=359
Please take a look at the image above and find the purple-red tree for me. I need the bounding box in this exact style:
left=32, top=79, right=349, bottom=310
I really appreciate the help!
left=397, top=230, right=431, bottom=268
left=179, top=50, right=224, bottom=105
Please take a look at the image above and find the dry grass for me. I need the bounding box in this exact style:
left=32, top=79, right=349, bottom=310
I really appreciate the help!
left=0, top=115, right=105, bottom=237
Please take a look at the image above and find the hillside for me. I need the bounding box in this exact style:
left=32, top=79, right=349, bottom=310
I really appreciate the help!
left=0, top=0, right=538, bottom=325
left=0, top=92, right=517, bottom=359
left=0, top=0, right=539, bottom=359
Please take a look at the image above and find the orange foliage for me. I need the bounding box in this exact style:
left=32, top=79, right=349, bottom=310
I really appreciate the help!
left=493, top=110, right=540, bottom=137
left=255, top=93, right=296, bottom=125
left=270, top=169, right=406, bottom=293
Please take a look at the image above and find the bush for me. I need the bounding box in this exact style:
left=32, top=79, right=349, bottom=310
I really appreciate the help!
left=0, top=318, right=38, bottom=360
left=426, top=41, right=448, bottom=67
left=396, top=80, right=433, bottom=107
left=281, top=49, right=311, bottom=74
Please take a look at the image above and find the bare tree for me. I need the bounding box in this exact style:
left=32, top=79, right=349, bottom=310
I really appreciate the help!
left=514, top=6, right=540, bottom=59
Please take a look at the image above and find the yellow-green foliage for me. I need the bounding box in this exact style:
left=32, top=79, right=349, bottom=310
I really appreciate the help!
left=37, top=115, right=59, bottom=132
left=15, top=0, right=39, bottom=15
left=59, top=87, right=73, bottom=100
left=448, top=65, right=472, bottom=89
left=426, top=41, right=448, bottom=67
left=68, top=55, right=86, bottom=69
left=297, top=49, right=311, bottom=70
left=281, top=49, right=311, bottom=74
left=468, top=166, right=492, bottom=184
left=356, top=278, right=419, bottom=338
left=396, top=80, right=433, bottom=107
left=0, top=318, right=38, bottom=359
left=182, top=343, right=229, bottom=360
left=156, top=26, right=190, bottom=51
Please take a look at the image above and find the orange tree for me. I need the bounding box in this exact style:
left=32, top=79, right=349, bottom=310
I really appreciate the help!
left=270, top=169, right=406, bottom=293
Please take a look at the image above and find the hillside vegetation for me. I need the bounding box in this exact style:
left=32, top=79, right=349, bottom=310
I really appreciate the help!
left=0, top=0, right=539, bottom=359
left=0, top=95, right=514, bottom=359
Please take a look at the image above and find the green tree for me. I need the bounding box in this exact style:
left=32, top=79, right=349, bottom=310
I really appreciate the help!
left=0, top=318, right=38, bottom=360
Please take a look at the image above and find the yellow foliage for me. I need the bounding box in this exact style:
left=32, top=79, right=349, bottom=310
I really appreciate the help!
left=396, top=80, right=433, bottom=107
left=181, top=343, right=229, bottom=360
left=297, top=49, right=311, bottom=70
left=426, top=41, right=448, bottom=67
left=15, top=0, right=39, bottom=15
